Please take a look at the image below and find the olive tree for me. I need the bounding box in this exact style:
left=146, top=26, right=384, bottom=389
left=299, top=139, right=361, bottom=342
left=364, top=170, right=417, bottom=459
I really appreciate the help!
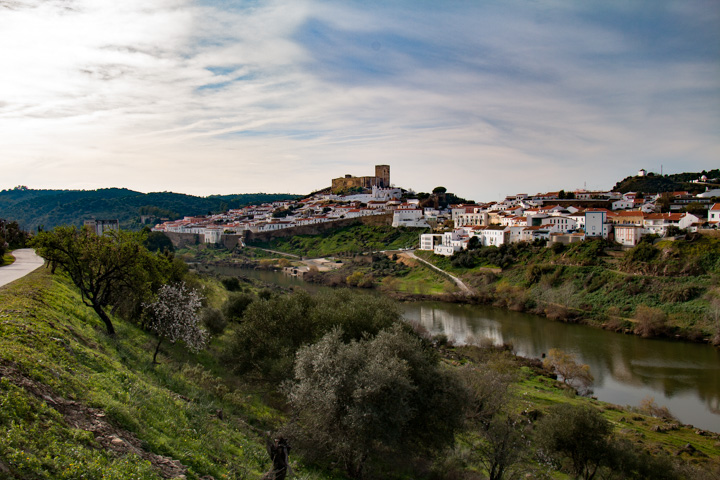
left=31, top=227, right=151, bottom=335
left=285, top=325, right=466, bottom=479
left=144, top=282, right=207, bottom=363
left=460, top=365, right=529, bottom=480
left=535, top=404, right=612, bottom=480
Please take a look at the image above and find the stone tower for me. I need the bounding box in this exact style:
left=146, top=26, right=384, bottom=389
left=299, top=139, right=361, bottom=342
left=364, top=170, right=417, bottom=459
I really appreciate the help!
left=375, top=165, right=390, bottom=187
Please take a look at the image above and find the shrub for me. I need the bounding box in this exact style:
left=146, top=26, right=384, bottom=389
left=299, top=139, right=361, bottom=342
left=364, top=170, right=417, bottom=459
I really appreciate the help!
left=222, top=292, right=255, bottom=321
left=220, top=276, right=242, bottom=292
left=633, top=305, right=668, bottom=338
left=201, top=307, right=227, bottom=335
left=542, top=348, right=593, bottom=394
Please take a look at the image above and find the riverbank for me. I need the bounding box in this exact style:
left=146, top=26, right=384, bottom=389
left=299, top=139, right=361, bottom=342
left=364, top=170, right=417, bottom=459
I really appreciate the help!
left=178, top=230, right=720, bottom=346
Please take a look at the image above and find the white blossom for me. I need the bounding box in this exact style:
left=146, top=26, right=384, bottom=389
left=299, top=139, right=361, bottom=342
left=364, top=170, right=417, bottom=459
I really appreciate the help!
left=144, top=282, right=207, bottom=353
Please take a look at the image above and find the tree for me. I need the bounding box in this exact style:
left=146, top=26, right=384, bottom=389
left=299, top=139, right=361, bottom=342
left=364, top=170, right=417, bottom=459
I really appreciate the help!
left=543, top=348, right=593, bottom=394
left=30, top=227, right=151, bottom=335
left=285, top=325, right=466, bottom=478
left=144, top=282, right=207, bottom=363
left=460, top=366, right=528, bottom=480
left=535, top=404, right=613, bottom=480
left=142, top=231, right=174, bottom=253
left=475, top=415, right=529, bottom=480
left=432, top=186, right=447, bottom=194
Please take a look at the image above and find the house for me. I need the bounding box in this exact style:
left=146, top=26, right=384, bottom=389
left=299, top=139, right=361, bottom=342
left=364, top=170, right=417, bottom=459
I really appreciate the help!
left=392, top=206, right=430, bottom=228
left=641, top=213, right=699, bottom=236
left=585, top=211, right=610, bottom=238
left=611, top=211, right=644, bottom=226
left=614, top=225, right=643, bottom=247
left=541, top=215, right=578, bottom=232
left=709, top=204, right=720, bottom=227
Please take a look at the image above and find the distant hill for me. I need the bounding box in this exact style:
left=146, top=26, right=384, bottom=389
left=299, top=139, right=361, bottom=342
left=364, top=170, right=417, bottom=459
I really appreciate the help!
left=0, top=187, right=302, bottom=232
left=612, top=169, right=720, bottom=194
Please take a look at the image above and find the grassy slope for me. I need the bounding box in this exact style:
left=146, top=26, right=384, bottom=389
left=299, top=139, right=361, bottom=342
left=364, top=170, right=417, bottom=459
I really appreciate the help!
left=0, top=270, right=338, bottom=480
left=417, top=238, right=720, bottom=340
left=1, top=270, right=719, bottom=479
left=250, top=225, right=423, bottom=257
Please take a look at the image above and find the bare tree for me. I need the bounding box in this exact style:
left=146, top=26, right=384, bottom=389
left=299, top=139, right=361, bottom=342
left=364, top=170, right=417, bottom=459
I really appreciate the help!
left=144, top=282, right=207, bottom=363
left=543, top=348, right=593, bottom=395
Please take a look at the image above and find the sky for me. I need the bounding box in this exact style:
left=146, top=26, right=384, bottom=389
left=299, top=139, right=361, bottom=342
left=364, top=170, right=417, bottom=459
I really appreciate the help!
left=1, top=0, right=719, bottom=202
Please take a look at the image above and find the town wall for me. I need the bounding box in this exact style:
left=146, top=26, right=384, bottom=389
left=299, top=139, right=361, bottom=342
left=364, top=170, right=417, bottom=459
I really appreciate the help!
left=245, top=214, right=392, bottom=244
left=163, top=214, right=393, bottom=249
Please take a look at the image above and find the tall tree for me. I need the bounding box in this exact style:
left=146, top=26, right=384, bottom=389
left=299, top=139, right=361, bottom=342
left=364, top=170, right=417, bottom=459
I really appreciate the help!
left=30, top=226, right=150, bottom=335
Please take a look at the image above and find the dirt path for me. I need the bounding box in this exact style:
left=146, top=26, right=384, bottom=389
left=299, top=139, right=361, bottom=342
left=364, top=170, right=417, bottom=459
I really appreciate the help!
left=400, top=250, right=472, bottom=294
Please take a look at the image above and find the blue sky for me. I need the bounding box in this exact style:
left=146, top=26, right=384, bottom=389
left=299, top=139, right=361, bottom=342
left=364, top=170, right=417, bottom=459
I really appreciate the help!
left=1, top=0, right=718, bottom=201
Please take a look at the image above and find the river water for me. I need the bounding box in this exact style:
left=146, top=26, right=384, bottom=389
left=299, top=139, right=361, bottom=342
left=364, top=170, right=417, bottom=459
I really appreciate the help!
left=208, top=265, right=720, bottom=433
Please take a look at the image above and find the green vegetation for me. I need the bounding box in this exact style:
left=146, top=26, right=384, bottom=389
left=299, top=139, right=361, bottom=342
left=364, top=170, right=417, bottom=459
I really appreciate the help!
left=412, top=235, right=720, bottom=342
left=0, top=187, right=301, bottom=231
left=249, top=224, right=424, bottom=257
left=0, top=218, right=30, bottom=263
left=30, top=227, right=187, bottom=335
left=1, top=268, right=719, bottom=479
left=612, top=168, right=720, bottom=194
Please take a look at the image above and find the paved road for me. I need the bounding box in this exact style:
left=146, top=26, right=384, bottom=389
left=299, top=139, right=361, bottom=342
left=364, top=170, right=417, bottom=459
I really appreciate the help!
left=0, top=249, right=45, bottom=288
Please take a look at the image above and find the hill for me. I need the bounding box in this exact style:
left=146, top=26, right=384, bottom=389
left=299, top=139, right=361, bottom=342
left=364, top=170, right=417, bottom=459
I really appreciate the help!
left=612, top=169, right=720, bottom=194
left=0, top=187, right=301, bottom=232
left=2, top=268, right=718, bottom=479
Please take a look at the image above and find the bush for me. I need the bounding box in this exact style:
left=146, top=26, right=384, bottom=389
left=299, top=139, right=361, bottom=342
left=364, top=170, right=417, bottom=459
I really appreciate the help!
left=633, top=305, right=668, bottom=338
left=220, top=276, right=242, bottom=292
left=222, top=292, right=255, bottom=321
left=535, top=404, right=613, bottom=480
left=201, top=307, right=227, bottom=335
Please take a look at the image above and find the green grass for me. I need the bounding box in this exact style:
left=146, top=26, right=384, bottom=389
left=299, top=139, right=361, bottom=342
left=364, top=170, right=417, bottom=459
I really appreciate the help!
left=2, top=252, right=16, bottom=266
left=0, top=270, right=334, bottom=480
left=251, top=225, right=424, bottom=258
left=382, top=265, right=454, bottom=295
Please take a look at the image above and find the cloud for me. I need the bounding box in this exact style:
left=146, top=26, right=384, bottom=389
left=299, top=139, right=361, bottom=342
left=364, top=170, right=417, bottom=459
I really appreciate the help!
left=0, top=0, right=718, bottom=199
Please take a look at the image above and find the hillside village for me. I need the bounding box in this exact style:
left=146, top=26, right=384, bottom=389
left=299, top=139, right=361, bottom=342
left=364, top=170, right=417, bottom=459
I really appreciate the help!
left=152, top=165, right=720, bottom=254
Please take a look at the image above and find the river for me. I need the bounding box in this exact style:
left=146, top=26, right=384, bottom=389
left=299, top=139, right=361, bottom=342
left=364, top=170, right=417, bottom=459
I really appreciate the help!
left=206, top=265, right=720, bottom=433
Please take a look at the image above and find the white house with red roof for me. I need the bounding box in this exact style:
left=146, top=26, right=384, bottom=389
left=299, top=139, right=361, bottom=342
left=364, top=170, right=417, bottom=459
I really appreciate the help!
left=708, top=204, right=720, bottom=227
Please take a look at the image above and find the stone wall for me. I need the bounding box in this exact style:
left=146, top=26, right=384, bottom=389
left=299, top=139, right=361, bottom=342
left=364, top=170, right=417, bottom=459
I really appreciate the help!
left=245, top=214, right=393, bottom=244
left=163, top=214, right=393, bottom=249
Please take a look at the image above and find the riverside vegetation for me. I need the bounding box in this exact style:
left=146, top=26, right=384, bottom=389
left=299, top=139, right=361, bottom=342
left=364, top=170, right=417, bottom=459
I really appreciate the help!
left=2, top=228, right=719, bottom=479
left=224, top=225, right=720, bottom=344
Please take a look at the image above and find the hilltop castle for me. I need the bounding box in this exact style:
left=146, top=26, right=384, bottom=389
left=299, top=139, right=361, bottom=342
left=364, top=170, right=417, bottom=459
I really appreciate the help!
left=332, top=165, right=390, bottom=193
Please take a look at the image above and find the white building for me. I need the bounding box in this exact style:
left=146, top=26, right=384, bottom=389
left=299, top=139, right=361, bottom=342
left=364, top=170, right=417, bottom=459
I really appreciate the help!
left=392, top=206, right=430, bottom=228
left=709, top=203, right=720, bottom=227
left=614, top=225, right=643, bottom=246
left=585, top=211, right=610, bottom=238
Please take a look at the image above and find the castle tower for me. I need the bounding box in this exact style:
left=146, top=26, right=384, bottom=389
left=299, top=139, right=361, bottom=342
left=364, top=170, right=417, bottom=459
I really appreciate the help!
left=375, top=165, right=390, bottom=188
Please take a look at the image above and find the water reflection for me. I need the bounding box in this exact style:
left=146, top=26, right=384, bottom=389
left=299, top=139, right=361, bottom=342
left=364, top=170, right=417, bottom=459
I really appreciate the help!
left=402, top=302, right=720, bottom=433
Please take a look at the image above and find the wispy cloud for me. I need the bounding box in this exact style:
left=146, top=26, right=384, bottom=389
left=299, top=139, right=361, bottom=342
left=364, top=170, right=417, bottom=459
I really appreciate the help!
left=1, top=0, right=718, bottom=198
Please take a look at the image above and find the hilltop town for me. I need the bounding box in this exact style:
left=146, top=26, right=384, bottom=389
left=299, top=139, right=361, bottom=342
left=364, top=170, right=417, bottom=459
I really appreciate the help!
left=152, top=165, right=720, bottom=252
